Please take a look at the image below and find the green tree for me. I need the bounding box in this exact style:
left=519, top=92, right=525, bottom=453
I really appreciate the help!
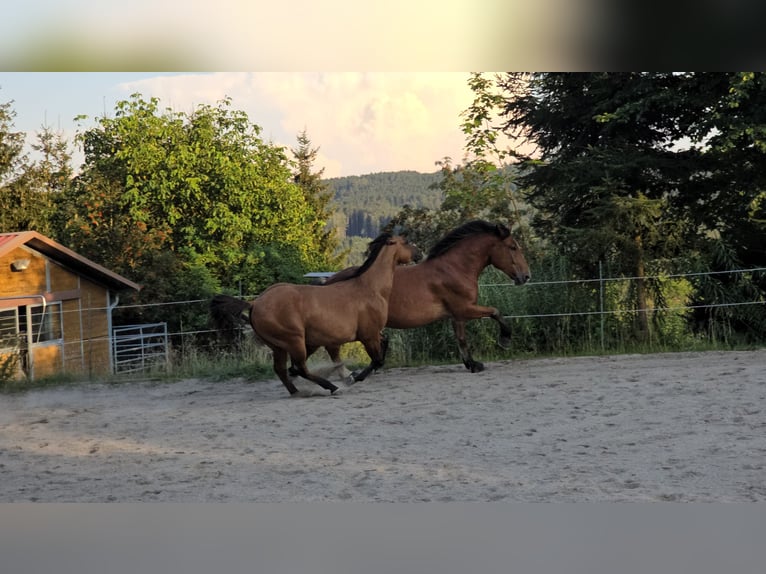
left=20, top=125, right=75, bottom=236
left=461, top=72, right=766, bottom=342
left=432, top=157, right=523, bottom=228
left=476, top=73, right=704, bottom=339
left=57, top=94, right=330, bottom=333
left=384, top=74, right=531, bottom=259
left=681, top=73, right=766, bottom=268
left=0, top=96, right=30, bottom=232
left=0, top=96, right=25, bottom=180
left=673, top=72, right=766, bottom=339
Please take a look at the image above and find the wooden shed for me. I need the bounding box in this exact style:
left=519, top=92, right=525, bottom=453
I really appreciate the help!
left=0, top=231, right=141, bottom=381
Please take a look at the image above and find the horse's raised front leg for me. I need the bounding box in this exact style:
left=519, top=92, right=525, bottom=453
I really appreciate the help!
left=459, top=304, right=512, bottom=349
left=452, top=305, right=512, bottom=371
left=489, top=309, right=513, bottom=349
left=451, top=319, right=484, bottom=373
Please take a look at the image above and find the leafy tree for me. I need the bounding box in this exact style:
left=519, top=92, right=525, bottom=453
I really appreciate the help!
left=384, top=204, right=447, bottom=253
left=56, top=94, right=330, bottom=335
left=431, top=157, right=524, bottom=228
left=681, top=73, right=766, bottom=267
left=73, top=96, right=318, bottom=279
left=470, top=73, right=704, bottom=339
left=462, top=72, right=766, bottom=342
left=56, top=169, right=168, bottom=277
left=384, top=157, right=529, bottom=260
left=672, top=73, right=766, bottom=339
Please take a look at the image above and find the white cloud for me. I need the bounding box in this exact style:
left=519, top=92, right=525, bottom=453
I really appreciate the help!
left=118, top=72, right=474, bottom=177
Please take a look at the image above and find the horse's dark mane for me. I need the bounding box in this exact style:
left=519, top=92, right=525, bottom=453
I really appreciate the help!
left=344, top=233, right=393, bottom=280
left=427, top=220, right=510, bottom=260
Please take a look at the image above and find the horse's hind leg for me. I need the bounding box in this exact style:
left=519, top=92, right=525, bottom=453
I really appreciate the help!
left=452, top=319, right=484, bottom=373
left=291, top=359, right=340, bottom=395
left=323, top=345, right=353, bottom=380
left=350, top=336, right=386, bottom=383
left=289, top=345, right=319, bottom=377
left=272, top=348, right=300, bottom=395
left=326, top=345, right=342, bottom=364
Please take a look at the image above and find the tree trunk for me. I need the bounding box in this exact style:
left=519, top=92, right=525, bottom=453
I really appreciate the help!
left=634, top=234, right=650, bottom=342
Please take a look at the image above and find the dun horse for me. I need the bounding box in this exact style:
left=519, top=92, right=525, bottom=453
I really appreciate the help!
left=321, top=220, right=530, bottom=374
left=210, top=233, right=421, bottom=396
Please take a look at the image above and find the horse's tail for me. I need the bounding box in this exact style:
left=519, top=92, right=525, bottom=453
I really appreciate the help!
left=209, top=294, right=252, bottom=336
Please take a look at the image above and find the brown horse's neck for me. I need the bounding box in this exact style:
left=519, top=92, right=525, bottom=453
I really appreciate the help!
left=429, top=235, right=494, bottom=278
left=354, top=244, right=401, bottom=295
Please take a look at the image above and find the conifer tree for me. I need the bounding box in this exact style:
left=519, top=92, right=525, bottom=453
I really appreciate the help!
left=291, top=129, right=345, bottom=268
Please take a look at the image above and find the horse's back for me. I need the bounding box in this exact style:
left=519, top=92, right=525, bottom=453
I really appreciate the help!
left=251, top=281, right=369, bottom=347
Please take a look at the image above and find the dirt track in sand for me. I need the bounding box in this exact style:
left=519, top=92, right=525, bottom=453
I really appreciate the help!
left=1, top=349, right=765, bottom=502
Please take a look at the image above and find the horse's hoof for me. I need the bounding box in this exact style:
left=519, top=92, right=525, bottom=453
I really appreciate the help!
left=470, top=361, right=485, bottom=373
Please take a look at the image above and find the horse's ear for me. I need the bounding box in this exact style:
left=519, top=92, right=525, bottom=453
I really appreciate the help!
left=495, top=223, right=511, bottom=239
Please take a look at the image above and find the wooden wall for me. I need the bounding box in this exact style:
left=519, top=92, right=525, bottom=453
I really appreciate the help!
left=1, top=246, right=47, bottom=298
left=1, top=245, right=114, bottom=379
left=77, top=275, right=112, bottom=376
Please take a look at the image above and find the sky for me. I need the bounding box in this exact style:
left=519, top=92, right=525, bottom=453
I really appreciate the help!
left=0, top=2, right=586, bottom=71
left=0, top=72, right=478, bottom=178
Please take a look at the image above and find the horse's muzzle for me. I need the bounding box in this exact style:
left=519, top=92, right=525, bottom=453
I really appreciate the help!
left=514, top=272, right=531, bottom=285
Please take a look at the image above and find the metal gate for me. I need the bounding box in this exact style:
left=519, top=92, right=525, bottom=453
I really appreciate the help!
left=112, top=323, right=168, bottom=374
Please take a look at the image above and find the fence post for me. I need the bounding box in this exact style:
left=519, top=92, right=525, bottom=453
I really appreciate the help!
left=599, top=260, right=605, bottom=352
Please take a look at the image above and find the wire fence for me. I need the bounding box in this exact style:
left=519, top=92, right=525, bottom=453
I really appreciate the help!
left=20, top=265, right=766, bottom=340
left=36, top=265, right=766, bottom=321
left=3, top=266, right=765, bottom=380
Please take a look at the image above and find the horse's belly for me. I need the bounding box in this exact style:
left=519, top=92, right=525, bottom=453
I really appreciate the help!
left=386, top=300, right=446, bottom=329
left=304, top=322, right=357, bottom=347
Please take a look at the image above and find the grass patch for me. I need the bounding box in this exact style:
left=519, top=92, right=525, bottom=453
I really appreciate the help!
left=2, top=371, right=84, bottom=394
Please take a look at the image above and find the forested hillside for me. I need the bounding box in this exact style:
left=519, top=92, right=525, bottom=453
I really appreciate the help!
left=326, top=170, right=443, bottom=238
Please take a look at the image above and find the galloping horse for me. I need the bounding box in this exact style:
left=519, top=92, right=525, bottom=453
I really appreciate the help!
left=210, top=233, right=421, bottom=396
left=322, top=220, right=530, bottom=374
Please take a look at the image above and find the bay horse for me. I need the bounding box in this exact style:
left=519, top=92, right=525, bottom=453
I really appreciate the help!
left=210, top=233, right=421, bottom=396
left=321, top=220, right=530, bottom=374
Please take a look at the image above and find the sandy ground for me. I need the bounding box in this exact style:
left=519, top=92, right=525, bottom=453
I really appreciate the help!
left=1, top=349, right=765, bottom=502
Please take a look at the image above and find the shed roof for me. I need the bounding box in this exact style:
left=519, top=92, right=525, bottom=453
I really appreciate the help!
left=0, top=231, right=141, bottom=292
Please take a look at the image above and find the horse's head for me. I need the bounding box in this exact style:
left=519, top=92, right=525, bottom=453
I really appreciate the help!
left=387, top=235, right=422, bottom=265
left=489, top=226, right=530, bottom=285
